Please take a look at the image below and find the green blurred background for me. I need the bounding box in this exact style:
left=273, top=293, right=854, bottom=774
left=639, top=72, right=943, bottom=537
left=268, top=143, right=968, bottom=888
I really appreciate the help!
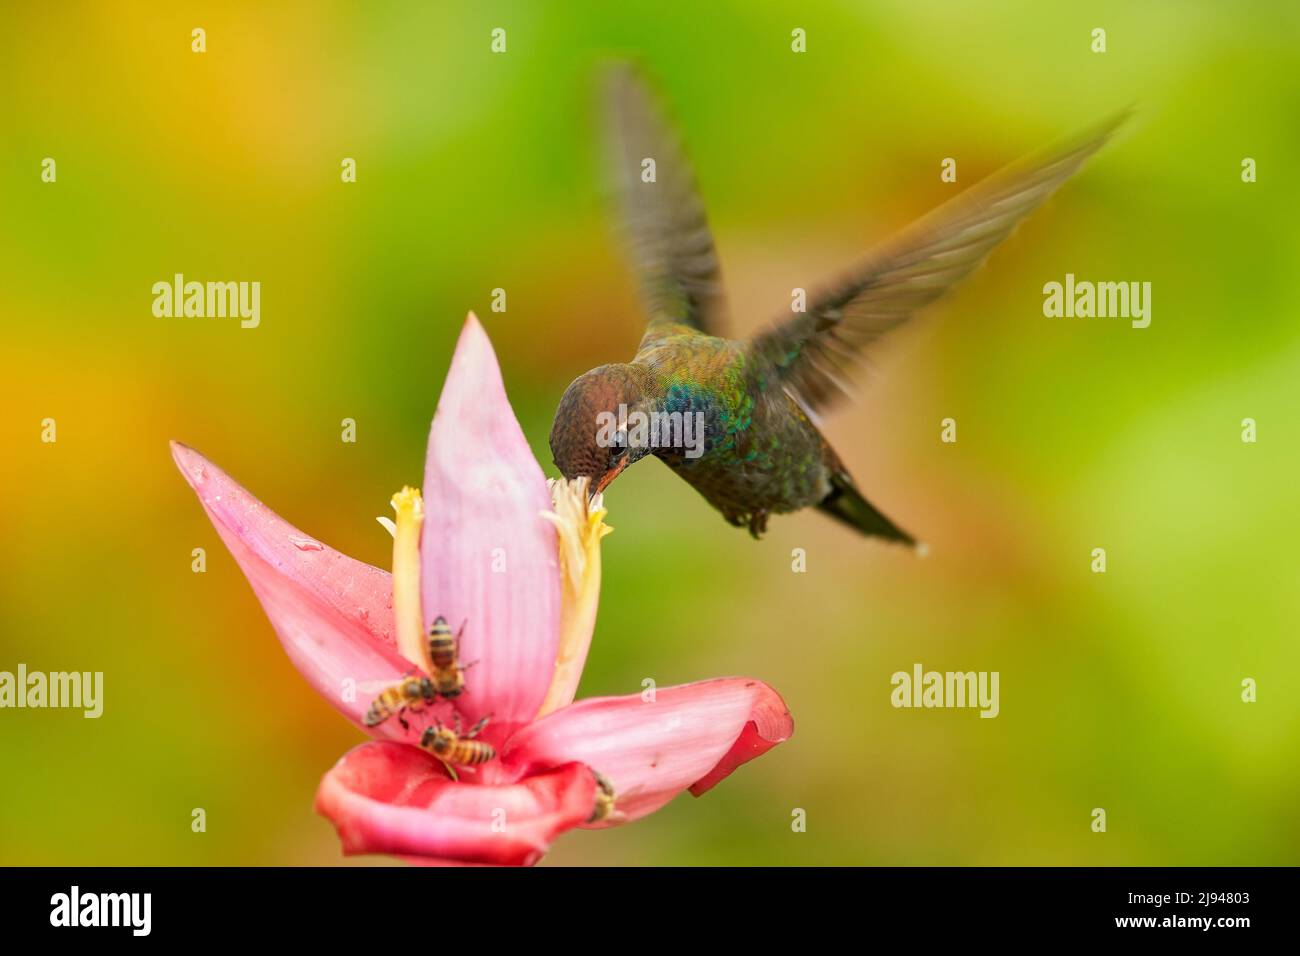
left=2, top=1, right=1298, bottom=865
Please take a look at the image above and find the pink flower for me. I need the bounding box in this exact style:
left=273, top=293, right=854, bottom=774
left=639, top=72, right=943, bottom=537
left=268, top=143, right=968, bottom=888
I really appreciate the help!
left=171, top=313, right=793, bottom=866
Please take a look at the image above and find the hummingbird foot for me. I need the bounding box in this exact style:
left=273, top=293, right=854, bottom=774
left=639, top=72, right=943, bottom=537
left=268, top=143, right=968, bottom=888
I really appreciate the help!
left=747, top=510, right=769, bottom=539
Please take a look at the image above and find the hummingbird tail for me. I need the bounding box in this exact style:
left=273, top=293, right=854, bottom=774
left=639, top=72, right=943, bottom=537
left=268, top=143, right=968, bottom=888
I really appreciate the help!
left=818, top=472, right=916, bottom=547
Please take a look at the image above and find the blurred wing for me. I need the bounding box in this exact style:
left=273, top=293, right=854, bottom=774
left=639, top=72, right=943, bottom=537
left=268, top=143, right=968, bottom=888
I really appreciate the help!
left=604, top=64, right=728, bottom=335
left=749, top=112, right=1128, bottom=410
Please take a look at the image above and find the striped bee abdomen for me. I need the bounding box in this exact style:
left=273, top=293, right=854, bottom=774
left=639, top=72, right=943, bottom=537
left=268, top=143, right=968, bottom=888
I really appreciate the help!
left=364, top=677, right=430, bottom=727
left=448, top=740, right=496, bottom=765
left=428, top=616, right=456, bottom=669
left=418, top=714, right=495, bottom=770
left=426, top=615, right=467, bottom=698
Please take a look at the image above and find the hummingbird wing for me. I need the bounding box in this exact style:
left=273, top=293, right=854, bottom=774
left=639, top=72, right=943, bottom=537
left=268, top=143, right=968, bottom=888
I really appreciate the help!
left=747, top=112, right=1127, bottom=411
left=604, top=64, right=728, bottom=336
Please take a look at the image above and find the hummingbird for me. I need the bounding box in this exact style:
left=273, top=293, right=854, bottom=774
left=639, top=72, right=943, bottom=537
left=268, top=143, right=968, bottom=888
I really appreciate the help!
left=550, top=66, right=1124, bottom=544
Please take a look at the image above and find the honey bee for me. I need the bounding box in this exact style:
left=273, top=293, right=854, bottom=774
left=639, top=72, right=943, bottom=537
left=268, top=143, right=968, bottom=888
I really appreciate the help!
left=363, top=675, right=437, bottom=730
left=587, top=771, right=617, bottom=824
left=419, top=713, right=494, bottom=781
left=425, top=616, right=474, bottom=699
left=364, top=616, right=474, bottom=732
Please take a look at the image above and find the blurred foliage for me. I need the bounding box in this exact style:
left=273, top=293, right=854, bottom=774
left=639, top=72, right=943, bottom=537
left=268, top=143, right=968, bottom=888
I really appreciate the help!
left=1, top=1, right=1297, bottom=865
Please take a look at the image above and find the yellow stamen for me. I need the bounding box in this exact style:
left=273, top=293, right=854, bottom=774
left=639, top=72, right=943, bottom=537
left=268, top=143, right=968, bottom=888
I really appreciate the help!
left=536, top=477, right=613, bottom=718
left=389, top=486, right=429, bottom=672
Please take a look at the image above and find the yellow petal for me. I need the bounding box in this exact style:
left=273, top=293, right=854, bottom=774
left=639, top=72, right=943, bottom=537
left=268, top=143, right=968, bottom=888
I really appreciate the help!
left=535, top=477, right=612, bottom=718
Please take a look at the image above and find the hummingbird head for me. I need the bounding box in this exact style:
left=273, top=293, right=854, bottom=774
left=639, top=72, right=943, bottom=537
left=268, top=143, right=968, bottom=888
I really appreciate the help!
left=550, top=363, right=654, bottom=495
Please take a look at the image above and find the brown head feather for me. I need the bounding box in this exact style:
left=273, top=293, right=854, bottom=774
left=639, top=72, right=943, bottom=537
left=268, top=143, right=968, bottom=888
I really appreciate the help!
left=549, top=363, right=655, bottom=488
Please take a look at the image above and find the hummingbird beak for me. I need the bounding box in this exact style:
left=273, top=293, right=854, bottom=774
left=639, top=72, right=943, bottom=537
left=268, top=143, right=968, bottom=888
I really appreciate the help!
left=593, top=456, right=630, bottom=495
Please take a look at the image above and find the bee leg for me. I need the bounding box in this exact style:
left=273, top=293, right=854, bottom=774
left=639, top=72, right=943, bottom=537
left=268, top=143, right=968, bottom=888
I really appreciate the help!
left=435, top=757, right=458, bottom=783
left=397, top=709, right=410, bottom=732
left=464, top=714, right=490, bottom=740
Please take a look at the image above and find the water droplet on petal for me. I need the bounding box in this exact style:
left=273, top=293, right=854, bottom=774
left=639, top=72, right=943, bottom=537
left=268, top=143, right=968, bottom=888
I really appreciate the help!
left=290, top=536, right=324, bottom=552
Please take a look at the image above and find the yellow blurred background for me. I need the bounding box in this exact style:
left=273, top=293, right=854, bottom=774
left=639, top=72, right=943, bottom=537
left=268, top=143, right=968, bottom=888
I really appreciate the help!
left=1, top=1, right=1298, bottom=865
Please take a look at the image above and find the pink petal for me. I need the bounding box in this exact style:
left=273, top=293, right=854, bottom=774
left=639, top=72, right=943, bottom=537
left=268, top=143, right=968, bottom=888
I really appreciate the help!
left=501, top=678, right=794, bottom=823
left=420, top=314, right=561, bottom=735
left=171, top=442, right=411, bottom=735
left=314, top=741, right=596, bottom=866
